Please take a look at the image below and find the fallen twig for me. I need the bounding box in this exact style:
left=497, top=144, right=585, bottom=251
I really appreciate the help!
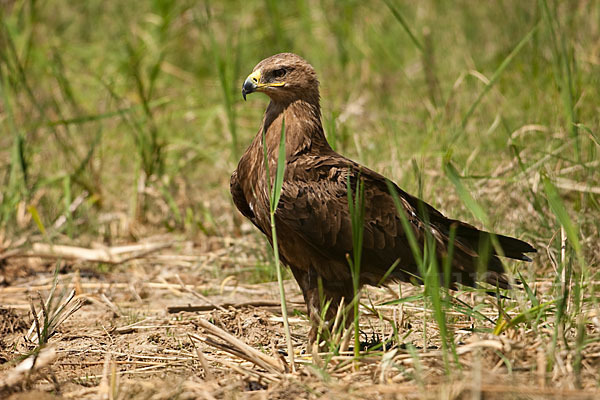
left=4, top=241, right=173, bottom=264
left=175, top=274, right=227, bottom=312
left=191, top=318, right=284, bottom=374
left=0, top=346, right=57, bottom=389
left=167, top=300, right=303, bottom=313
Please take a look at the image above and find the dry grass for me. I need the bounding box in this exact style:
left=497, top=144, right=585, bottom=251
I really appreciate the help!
left=1, top=237, right=599, bottom=399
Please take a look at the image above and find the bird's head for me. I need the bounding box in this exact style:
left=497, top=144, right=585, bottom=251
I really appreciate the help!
left=242, top=53, right=319, bottom=103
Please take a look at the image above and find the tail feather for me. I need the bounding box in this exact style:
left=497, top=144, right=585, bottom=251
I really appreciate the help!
left=444, top=221, right=536, bottom=291
left=450, top=220, right=537, bottom=262
left=408, top=199, right=537, bottom=292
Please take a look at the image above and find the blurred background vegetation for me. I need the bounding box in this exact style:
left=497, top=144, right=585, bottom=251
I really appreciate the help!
left=0, top=0, right=598, bottom=279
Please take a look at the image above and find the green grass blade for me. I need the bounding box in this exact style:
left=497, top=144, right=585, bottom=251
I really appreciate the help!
left=262, top=126, right=271, bottom=197
left=28, top=205, right=46, bottom=235
left=575, top=123, right=599, bottom=148
left=385, top=180, right=423, bottom=268
left=517, top=271, right=539, bottom=307
left=347, top=172, right=365, bottom=361
left=271, top=118, right=286, bottom=210
left=381, top=294, right=425, bottom=306
left=461, top=23, right=539, bottom=128
left=45, top=98, right=171, bottom=127
left=540, top=0, right=580, bottom=161
left=263, top=115, right=294, bottom=371
left=542, top=176, right=583, bottom=266
left=443, top=161, right=489, bottom=225
left=493, top=300, right=557, bottom=335
left=382, top=0, right=423, bottom=51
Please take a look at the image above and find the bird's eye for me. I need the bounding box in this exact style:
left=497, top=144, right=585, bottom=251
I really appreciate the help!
left=272, top=68, right=287, bottom=78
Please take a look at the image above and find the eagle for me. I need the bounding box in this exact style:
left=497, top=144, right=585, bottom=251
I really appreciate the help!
left=231, top=53, right=536, bottom=342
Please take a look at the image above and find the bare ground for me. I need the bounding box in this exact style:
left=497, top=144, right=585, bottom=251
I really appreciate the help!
left=1, top=236, right=599, bottom=399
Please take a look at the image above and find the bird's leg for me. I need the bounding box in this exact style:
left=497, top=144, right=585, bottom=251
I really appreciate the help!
left=290, top=266, right=354, bottom=344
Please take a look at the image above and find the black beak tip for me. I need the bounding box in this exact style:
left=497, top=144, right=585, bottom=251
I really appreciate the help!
left=242, top=78, right=256, bottom=101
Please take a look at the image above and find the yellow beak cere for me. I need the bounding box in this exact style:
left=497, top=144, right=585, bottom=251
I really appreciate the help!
left=241, top=69, right=285, bottom=100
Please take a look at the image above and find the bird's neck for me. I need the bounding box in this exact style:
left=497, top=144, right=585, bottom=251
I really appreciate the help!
left=263, top=98, right=330, bottom=158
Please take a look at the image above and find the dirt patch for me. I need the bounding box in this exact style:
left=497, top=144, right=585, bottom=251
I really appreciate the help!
left=0, top=308, right=29, bottom=365
left=0, top=242, right=599, bottom=399
left=0, top=308, right=28, bottom=336
left=206, top=308, right=285, bottom=348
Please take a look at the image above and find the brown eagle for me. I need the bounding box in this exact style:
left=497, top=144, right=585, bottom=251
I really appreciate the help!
left=231, top=53, right=536, bottom=342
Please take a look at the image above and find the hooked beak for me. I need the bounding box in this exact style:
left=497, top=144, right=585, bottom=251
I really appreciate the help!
left=241, top=69, right=285, bottom=101
left=242, top=70, right=260, bottom=101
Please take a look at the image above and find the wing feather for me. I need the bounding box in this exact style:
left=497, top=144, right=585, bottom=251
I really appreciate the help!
left=274, top=157, right=534, bottom=288
left=276, top=162, right=423, bottom=283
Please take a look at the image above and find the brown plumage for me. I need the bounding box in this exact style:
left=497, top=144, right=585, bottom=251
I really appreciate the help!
left=231, top=53, right=536, bottom=342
